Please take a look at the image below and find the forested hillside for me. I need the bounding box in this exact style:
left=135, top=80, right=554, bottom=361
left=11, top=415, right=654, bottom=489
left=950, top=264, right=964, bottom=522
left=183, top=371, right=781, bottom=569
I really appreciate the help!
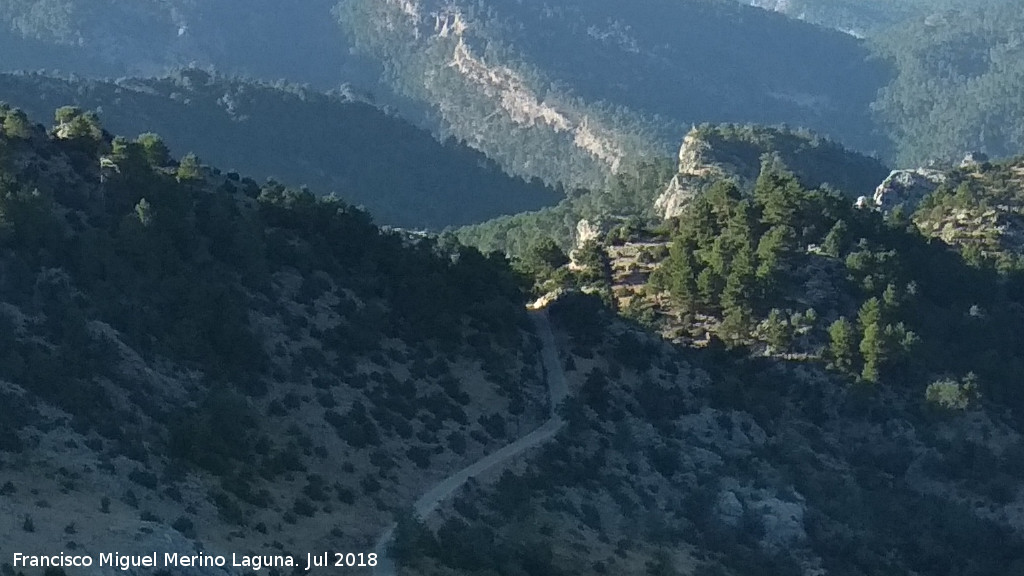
left=337, top=0, right=890, bottom=189
left=742, top=0, right=1014, bottom=36
left=6, top=0, right=1024, bottom=183
left=0, top=71, right=558, bottom=228
left=0, top=0, right=373, bottom=88
left=5, top=5, right=1024, bottom=576
left=0, top=104, right=555, bottom=560
left=457, top=125, right=890, bottom=258
left=872, top=3, right=1024, bottom=166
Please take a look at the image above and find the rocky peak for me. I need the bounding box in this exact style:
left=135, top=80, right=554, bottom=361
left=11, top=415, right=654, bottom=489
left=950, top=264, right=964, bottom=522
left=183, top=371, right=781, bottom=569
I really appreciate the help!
left=655, top=124, right=889, bottom=220
left=869, top=168, right=947, bottom=212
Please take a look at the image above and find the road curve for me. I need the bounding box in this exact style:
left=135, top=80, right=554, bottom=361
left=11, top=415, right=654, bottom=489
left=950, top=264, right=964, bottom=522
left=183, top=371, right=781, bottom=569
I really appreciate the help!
left=372, top=308, right=567, bottom=575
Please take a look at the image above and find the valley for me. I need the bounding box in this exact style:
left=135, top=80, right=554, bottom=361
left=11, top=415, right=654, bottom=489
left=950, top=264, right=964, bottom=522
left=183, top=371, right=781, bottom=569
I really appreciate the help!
left=3, top=3, right=1024, bottom=576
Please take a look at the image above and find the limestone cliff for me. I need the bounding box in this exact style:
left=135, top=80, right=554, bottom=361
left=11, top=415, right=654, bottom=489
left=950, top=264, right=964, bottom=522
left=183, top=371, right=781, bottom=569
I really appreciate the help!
left=656, top=124, right=890, bottom=219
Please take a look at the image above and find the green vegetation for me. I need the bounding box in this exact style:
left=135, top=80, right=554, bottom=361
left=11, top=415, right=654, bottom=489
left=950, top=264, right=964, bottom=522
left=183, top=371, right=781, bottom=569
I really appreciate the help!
left=873, top=3, right=1024, bottom=165
left=338, top=0, right=888, bottom=190
left=0, top=71, right=557, bottom=228
left=0, top=0, right=361, bottom=88
left=0, top=104, right=535, bottom=474
left=648, top=160, right=1024, bottom=409
left=678, top=124, right=891, bottom=196
left=396, top=303, right=1024, bottom=576
left=457, top=160, right=675, bottom=257
left=747, top=0, right=1015, bottom=36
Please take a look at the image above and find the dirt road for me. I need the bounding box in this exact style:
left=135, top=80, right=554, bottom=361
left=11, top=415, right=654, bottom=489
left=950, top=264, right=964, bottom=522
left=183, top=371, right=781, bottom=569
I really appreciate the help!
left=372, top=309, right=567, bottom=575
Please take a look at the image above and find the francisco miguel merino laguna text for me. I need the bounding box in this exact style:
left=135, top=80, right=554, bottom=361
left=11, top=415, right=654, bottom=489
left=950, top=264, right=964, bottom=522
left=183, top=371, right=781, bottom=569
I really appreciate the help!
left=12, top=552, right=299, bottom=571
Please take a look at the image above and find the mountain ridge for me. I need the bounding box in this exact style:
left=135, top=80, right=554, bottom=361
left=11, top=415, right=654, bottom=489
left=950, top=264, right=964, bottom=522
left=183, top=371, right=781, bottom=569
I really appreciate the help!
left=0, top=70, right=559, bottom=228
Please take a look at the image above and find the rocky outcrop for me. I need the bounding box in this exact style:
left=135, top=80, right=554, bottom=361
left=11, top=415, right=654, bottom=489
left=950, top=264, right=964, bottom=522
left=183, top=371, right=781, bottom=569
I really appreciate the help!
left=574, top=219, right=603, bottom=249
left=654, top=129, right=731, bottom=219
left=960, top=151, right=990, bottom=168
left=656, top=125, right=890, bottom=220
left=870, top=168, right=947, bottom=212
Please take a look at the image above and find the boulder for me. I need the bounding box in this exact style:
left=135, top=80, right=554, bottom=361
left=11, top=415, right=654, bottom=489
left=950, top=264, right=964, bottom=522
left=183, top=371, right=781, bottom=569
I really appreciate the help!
left=871, top=168, right=946, bottom=212
left=575, top=218, right=603, bottom=249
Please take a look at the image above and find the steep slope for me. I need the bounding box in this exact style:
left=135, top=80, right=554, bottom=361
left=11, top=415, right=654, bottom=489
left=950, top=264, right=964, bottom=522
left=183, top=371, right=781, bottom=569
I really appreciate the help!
left=0, top=71, right=558, bottom=228
left=374, top=309, right=568, bottom=576
left=872, top=3, right=1024, bottom=166
left=0, top=105, right=553, bottom=564
left=393, top=294, right=1024, bottom=576
left=0, top=0, right=370, bottom=89
left=739, top=0, right=1014, bottom=36
left=337, top=0, right=890, bottom=189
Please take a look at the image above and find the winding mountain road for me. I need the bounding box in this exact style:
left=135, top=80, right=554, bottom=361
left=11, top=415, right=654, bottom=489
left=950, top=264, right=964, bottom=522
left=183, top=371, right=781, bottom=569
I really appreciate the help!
left=372, top=308, right=568, bottom=575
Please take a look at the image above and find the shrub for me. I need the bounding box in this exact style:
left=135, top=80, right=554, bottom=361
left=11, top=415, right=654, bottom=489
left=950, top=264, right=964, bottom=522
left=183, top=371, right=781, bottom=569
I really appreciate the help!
left=293, top=497, right=317, bottom=517
left=926, top=374, right=979, bottom=410
left=172, top=516, right=196, bottom=538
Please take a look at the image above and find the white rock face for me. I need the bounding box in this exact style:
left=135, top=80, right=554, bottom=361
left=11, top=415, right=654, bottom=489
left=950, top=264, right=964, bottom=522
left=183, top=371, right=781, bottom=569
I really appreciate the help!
left=655, top=130, right=720, bottom=219
left=655, top=173, right=700, bottom=220
left=575, top=219, right=602, bottom=249
left=871, top=168, right=946, bottom=212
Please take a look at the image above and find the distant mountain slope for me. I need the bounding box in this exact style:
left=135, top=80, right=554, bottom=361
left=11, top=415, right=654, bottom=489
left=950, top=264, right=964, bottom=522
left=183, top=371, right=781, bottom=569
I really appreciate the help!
left=0, top=0, right=372, bottom=88
left=872, top=4, right=1024, bottom=166
left=0, top=71, right=559, bottom=228
left=740, top=0, right=1014, bottom=37
left=336, top=0, right=891, bottom=189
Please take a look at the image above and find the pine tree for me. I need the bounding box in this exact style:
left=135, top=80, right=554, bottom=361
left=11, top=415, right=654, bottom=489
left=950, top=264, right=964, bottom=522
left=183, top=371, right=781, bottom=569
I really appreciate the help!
left=721, top=302, right=753, bottom=344
left=177, top=152, right=202, bottom=181
left=882, top=282, right=900, bottom=312
left=860, top=323, right=883, bottom=382
left=828, top=317, right=856, bottom=372
left=2, top=109, right=32, bottom=139
left=665, top=241, right=698, bottom=308
left=134, top=198, right=153, bottom=227
left=765, top=308, right=791, bottom=352
left=706, top=180, right=743, bottom=229
left=858, top=298, right=885, bottom=382
left=721, top=242, right=755, bottom=312
left=522, top=237, right=568, bottom=278
left=137, top=133, right=171, bottom=167
left=857, top=297, right=882, bottom=332
left=821, top=219, right=849, bottom=258
left=754, top=160, right=805, bottom=228
left=756, top=224, right=796, bottom=281
left=696, top=267, right=722, bottom=308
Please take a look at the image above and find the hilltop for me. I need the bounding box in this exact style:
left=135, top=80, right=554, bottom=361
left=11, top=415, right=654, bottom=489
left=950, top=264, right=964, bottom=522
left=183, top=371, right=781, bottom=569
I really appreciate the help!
left=456, top=125, right=889, bottom=258
left=655, top=124, right=891, bottom=219
left=0, top=71, right=558, bottom=228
